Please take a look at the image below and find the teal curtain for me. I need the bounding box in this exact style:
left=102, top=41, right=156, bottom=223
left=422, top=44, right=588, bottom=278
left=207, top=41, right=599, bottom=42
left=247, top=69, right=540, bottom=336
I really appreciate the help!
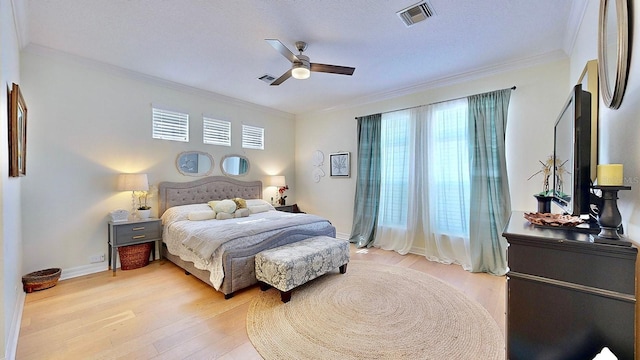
left=239, top=158, right=248, bottom=174
left=468, top=89, right=512, bottom=275
left=349, top=114, right=382, bottom=248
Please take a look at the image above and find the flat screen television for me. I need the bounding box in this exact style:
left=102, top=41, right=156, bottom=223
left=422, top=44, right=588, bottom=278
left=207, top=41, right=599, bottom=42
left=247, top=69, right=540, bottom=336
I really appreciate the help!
left=552, top=84, right=592, bottom=217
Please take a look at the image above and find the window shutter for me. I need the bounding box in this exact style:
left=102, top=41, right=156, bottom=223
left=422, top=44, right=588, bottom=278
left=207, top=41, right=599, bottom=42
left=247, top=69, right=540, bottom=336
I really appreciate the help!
left=242, top=125, right=264, bottom=150
left=203, top=117, right=231, bottom=146
left=152, top=107, right=189, bottom=142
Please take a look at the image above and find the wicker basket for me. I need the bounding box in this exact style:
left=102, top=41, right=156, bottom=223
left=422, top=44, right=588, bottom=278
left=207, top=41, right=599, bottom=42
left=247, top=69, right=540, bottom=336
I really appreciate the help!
left=22, top=268, right=62, bottom=293
left=118, top=243, right=152, bottom=270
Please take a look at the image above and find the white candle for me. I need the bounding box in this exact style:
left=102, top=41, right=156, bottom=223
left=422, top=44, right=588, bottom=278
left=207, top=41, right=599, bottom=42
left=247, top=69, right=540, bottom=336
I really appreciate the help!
left=597, top=164, right=624, bottom=186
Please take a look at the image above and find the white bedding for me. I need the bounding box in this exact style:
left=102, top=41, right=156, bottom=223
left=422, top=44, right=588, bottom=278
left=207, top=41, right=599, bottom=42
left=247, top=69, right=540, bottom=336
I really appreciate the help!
left=161, top=202, right=332, bottom=290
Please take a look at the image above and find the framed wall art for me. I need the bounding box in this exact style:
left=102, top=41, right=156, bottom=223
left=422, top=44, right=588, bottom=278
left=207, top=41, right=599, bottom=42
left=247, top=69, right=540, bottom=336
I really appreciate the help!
left=9, top=83, right=27, bottom=177
left=329, top=152, right=350, bottom=177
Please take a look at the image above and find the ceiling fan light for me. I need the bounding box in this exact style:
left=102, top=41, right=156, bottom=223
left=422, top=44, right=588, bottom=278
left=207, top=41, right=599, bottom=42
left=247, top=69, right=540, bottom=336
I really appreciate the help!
left=291, top=64, right=310, bottom=79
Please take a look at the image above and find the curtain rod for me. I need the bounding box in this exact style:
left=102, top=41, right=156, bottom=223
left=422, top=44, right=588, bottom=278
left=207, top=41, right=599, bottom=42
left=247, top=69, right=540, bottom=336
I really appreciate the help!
left=355, top=86, right=516, bottom=119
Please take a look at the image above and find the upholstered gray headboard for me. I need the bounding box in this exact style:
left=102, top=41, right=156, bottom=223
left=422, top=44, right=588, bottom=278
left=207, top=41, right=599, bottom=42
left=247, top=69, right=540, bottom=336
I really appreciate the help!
left=158, top=176, right=263, bottom=215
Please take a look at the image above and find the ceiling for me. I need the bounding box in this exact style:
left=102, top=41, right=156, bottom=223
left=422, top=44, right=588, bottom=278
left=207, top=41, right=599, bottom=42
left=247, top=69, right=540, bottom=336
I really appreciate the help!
left=20, top=0, right=583, bottom=115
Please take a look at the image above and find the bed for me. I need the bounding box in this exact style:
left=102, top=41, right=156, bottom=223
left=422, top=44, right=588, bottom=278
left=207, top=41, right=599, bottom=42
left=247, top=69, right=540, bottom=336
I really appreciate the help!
left=158, top=176, right=336, bottom=298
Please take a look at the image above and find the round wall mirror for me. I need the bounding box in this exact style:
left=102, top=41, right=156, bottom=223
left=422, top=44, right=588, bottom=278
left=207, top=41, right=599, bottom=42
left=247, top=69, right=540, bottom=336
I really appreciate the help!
left=220, top=154, right=250, bottom=177
left=598, top=0, right=630, bottom=109
left=176, top=151, right=214, bottom=177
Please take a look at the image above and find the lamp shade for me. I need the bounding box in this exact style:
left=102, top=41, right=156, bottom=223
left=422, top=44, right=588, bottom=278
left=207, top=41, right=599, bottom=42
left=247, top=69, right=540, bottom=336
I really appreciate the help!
left=117, top=173, right=149, bottom=191
left=270, top=175, right=286, bottom=187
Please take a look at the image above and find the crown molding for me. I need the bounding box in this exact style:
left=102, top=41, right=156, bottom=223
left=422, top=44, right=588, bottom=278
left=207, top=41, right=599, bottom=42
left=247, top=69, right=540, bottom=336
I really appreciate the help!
left=316, top=50, right=569, bottom=114
left=563, top=0, right=590, bottom=56
left=10, top=0, right=28, bottom=49
left=22, top=44, right=295, bottom=119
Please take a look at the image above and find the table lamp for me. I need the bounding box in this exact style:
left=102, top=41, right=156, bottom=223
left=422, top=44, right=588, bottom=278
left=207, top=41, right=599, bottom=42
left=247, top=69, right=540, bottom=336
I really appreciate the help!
left=117, top=173, right=149, bottom=215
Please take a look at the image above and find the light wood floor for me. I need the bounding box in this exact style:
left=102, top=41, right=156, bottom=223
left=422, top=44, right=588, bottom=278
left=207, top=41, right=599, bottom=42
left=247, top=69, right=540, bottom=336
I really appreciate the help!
left=17, top=246, right=506, bottom=359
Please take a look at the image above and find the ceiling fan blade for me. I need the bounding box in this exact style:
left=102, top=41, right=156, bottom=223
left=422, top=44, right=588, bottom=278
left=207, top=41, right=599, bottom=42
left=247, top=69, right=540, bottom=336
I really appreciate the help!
left=310, top=63, right=355, bottom=76
left=265, top=39, right=299, bottom=63
left=270, top=69, right=292, bottom=86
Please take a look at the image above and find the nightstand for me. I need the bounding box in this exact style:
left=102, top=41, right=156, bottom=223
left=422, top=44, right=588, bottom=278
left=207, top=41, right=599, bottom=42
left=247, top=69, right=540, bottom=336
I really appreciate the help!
left=108, top=218, right=162, bottom=275
left=275, top=204, right=304, bottom=213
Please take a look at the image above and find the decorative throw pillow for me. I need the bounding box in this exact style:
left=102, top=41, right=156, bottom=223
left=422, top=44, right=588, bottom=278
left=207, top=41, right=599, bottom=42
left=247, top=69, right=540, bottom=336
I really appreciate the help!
left=214, top=199, right=237, bottom=214
left=216, top=212, right=233, bottom=220
left=161, top=203, right=212, bottom=225
left=208, top=200, right=219, bottom=209
left=234, top=208, right=250, bottom=218
left=187, top=210, right=217, bottom=221
left=246, top=199, right=276, bottom=213
left=248, top=204, right=271, bottom=214
left=232, top=197, right=247, bottom=209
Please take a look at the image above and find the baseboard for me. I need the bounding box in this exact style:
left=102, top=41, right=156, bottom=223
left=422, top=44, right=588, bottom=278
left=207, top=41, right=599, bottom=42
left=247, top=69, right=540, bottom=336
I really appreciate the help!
left=335, top=232, right=350, bottom=241
left=60, top=251, right=163, bottom=280
left=5, top=289, right=25, bottom=360
left=60, top=263, right=108, bottom=281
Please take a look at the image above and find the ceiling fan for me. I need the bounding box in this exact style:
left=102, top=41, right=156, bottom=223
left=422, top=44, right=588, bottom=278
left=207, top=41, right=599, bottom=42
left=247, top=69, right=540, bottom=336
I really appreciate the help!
left=265, top=39, right=355, bottom=86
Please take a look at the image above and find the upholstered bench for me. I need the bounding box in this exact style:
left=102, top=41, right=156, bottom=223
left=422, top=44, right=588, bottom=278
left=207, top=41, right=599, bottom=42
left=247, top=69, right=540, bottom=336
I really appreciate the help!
left=255, top=236, right=350, bottom=303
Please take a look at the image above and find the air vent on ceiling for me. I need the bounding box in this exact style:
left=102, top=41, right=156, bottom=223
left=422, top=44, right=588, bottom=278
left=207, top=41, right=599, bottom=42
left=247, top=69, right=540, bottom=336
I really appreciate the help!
left=397, top=1, right=435, bottom=27
left=258, top=74, right=276, bottom=84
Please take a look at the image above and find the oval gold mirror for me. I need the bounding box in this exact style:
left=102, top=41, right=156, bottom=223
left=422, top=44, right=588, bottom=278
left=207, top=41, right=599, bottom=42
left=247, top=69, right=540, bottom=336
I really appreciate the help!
left=598, top=0, right=630, bottom=109
left=176, top=151, right=214, bottom=177
left=220, top=154, right=250, bottom=177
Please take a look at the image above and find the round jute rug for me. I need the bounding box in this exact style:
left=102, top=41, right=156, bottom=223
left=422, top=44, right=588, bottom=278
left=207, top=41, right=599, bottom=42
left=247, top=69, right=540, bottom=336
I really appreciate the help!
left=246, top=260, right=505, bottom=359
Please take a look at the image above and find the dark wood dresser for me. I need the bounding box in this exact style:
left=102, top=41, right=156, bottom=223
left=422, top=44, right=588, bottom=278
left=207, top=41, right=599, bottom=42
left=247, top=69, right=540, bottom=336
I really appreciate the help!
left=503, top=212, right=637, bottom=359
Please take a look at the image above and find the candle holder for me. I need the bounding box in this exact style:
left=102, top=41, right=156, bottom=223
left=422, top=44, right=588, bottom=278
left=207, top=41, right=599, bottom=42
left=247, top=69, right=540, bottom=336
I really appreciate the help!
left=591, top=185, right=631, bottom=246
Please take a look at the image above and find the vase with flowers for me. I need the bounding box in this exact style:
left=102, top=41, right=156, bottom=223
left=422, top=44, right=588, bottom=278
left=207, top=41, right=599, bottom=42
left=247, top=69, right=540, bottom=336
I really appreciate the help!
left=277, top=185, right=289, bottom=206
left=528, top=155, right=568, bottom=213
left=134, top=187, right=155, bottom=219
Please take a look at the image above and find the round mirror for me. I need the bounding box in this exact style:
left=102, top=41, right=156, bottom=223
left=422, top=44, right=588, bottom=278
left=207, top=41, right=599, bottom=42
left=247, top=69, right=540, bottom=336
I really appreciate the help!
left=176, top=151, right=214, bottom=177
left=220, top=154, right=250, bottom=177
left=598, top=0, right=630, bottom=109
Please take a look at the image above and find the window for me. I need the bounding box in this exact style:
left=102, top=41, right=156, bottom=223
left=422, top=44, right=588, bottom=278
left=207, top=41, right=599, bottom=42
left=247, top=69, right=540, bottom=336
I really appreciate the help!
left=203, top=117, right=231, bottom=146
left=378, top=110, right=411, bottom=227
left=152, top=107, right=189, bottom=142
left=428, top=99, right=470, bottom=237
left=242, top=125, right=264, bottom=150
left=377, top=99, right=470, bottom=236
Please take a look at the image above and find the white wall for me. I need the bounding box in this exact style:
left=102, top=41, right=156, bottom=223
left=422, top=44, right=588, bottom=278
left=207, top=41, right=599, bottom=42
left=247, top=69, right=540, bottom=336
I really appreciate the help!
left=295, top=58, right=570, bottom=246
left=1, top=0, right=25, bottom=358
left=19, top=48, right=296, bottom=276
left=569, top=0, right=640, bottom=245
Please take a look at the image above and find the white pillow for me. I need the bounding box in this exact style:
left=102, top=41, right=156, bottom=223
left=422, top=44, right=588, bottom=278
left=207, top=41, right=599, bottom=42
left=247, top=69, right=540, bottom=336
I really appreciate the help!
left=214, top=199, right=237, bottom=214
left=216, top=212, right=233, bottom=220
left=246, top=199, right=276, bottom=214
left=245, top=199, right=275, bottom=208
left=161, top=204, right=212, bottom=225
left=234, top=208, right=250, bottom=218
left=187, top=210, right=217, bottom=221
left=248, top=204, right=272, bottom=214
